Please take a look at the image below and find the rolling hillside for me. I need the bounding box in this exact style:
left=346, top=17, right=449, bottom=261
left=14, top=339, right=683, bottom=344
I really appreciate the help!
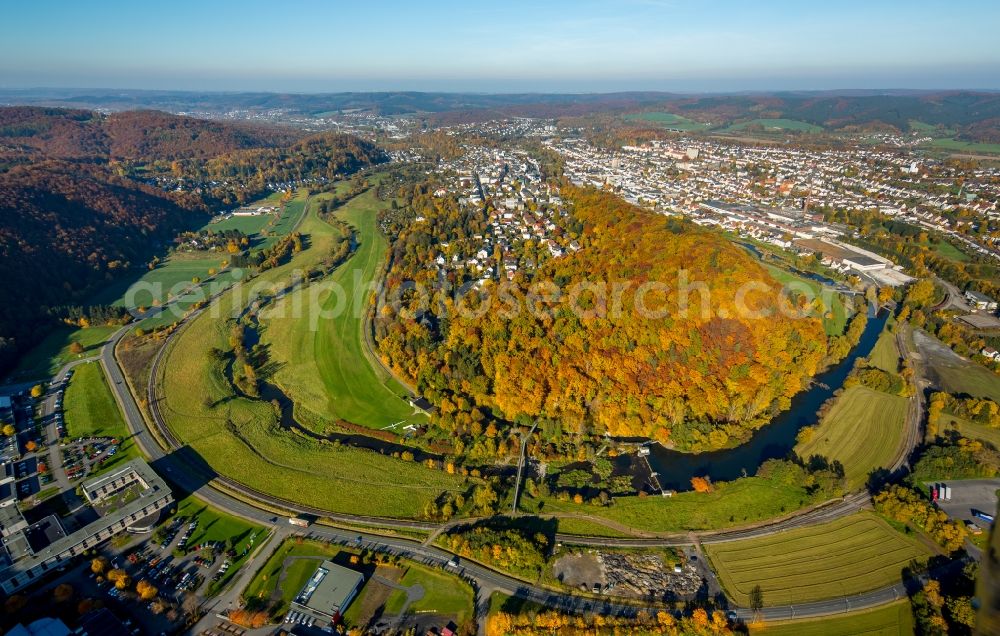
left=0, top=106, right=382, bottom=377
left=0, top=106, right=299, bottom=161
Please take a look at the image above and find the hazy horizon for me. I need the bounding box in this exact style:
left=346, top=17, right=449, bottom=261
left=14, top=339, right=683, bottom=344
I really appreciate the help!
left=3, top=0, right=999, bottom=93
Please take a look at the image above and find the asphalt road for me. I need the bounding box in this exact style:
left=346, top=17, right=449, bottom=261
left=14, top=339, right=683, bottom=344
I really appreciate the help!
left=928, top=479, right=1000, bottom=526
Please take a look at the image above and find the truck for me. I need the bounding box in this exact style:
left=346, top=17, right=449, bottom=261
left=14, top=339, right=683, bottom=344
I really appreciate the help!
left=973, top=510, right=995, bottom=524
left=288, top=516, right=311, bottom=528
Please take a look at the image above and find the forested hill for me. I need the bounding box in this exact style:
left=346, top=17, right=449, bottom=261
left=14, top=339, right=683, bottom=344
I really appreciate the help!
left=0, top=161, right=194, bottom=370
left=377, top=185, right=829, bottom=451
left=0, top=106, right=299, bottom=161
left=0, top=106, right=384, bottom=377
left=4, top=89, right=998, bottom=141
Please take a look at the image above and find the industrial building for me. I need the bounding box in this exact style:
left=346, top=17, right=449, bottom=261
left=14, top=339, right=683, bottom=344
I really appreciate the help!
left=288, top=560, right=365, bottom=625
left=0, top=459, right=172, bottom=594
left=965, top=289, right=998, bottom=312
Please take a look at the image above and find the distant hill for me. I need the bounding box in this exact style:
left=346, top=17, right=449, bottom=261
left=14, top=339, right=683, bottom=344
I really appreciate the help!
left=657, top=91, right=1000, bottom=139
left=2, top=88, right=997, bottom=141
left=0, top=106, right=299, bottom=161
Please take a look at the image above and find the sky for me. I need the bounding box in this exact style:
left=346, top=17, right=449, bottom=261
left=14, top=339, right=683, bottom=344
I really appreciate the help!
left=2, top=0, right=999, bottom=93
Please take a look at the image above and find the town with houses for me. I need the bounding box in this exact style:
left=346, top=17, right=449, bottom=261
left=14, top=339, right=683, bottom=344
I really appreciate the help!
left=405, top=119, right=999, bottom=300
left=424, top=144, right=581, bottom=283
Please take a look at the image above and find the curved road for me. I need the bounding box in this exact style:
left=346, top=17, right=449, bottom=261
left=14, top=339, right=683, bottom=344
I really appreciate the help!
left=92, top=220, right=934, bottom=630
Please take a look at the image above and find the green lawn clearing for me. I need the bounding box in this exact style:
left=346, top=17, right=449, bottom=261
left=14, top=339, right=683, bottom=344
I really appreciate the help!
left=706, top=512, right=932, bottom=606
left=64, top=361, right=126, bottom=437
left=869, top=326, right=901, bottom=373
left=532, top=477, right=813, bottom=534
left=725, top=118, right=823, bottom=133
left=554, top=517, right=634, bottom=538
left=623, top=111, right=713, bottom=131
left=97, top=191, right=308, bottom=314
left=795, top=386, right=908, bottom=487
left=9, top=326, right=117, bottom=382
left=383, top=562, right=474, bottom=622
left=752, top=599, right=914, bottom=635
left=260, top=187, right=425, bottom=430
left=207, top=214, right=274, bottom=237
left=763, top=264, right=848, bottom=336
left=922, top=239, right=971, bottom=263
left=928, top=138, right=1000, bottom=155
left=63, top=361, right=139, bottom=473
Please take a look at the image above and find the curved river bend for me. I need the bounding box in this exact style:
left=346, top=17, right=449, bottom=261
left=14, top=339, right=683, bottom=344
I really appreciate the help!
left=646, top=307, right=888, bottom=490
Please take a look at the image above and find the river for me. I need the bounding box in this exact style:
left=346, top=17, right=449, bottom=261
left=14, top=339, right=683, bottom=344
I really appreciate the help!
left=737, top=241, right=840, bottom=286
left=645, top=306, right=888, bottom=490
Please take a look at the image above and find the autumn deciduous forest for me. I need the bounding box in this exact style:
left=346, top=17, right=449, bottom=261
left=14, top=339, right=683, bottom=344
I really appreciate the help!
left=377, top=184, right=828, bottom=450
left=0, top=106, right=383, bottom=375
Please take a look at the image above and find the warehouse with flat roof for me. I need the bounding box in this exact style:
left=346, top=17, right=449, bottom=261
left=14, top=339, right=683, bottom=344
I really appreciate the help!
left=289, top=560, right=364, bottom=625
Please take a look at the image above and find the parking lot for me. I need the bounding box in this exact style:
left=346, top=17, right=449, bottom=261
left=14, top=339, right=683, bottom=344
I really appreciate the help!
left=928, top=478, right=1000, bottom=532
left=60, top=436, right=123, bottom=481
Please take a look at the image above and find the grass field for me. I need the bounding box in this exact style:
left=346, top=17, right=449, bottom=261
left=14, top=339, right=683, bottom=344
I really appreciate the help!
left=535, top=477, right=813, bottom=534
left=159, top=189, right=468, bottom=518
left=922, top=238, right=971, bottom=263
left=261, top=188, right=424, bottom=429
left=939, top=413, right=1000, bottom=448
left=939, top=363, right=1000, bottom=403
left=795, top=386, right=908, bottom=487
left=63, top=361, right=139, bottom=473
left=554, top=517, right=633, bottom=538
left=928, top=138, right=1000, bottom=155
left=909, top=120, right=955, bottom=136
left=706, top=512, right=932, bottom=606
left=870, top=327, right=901, bottom=373
left=103, top=255, right=229, bottom=310
left=174, top=494, right=265, bottom=553
left=725, top=118, right=823, bottom=133
left=136, top=266, right=248, bottom=332
left=260, top=198, right=309, bottom=248
left=752, top=600, right=915, bottom=636
left=623, top=111, right=713, bottom=131
left=763, top=264, right=848, bottom=336
left=242, top=538, right=341, bottom=611
left=929, top=354, right=1000, bottom=403
left=383, top=563, right=474, bottom=622
left=8, top=326, right=117, bottom=382
left=207, top=214, right=274, bottom=236
left=96, top=192, right=308, bottom=314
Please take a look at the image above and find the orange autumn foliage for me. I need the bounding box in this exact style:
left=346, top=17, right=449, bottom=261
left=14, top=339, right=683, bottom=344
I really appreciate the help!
left=379, top=184, right=827, bottom=450
left=486, top=609, right=734, bottom=635
left=690, top=476, right=713, bottom=493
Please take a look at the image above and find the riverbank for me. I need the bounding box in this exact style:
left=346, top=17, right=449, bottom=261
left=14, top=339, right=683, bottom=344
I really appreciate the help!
left=645, top=308, right=888, bottom=490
